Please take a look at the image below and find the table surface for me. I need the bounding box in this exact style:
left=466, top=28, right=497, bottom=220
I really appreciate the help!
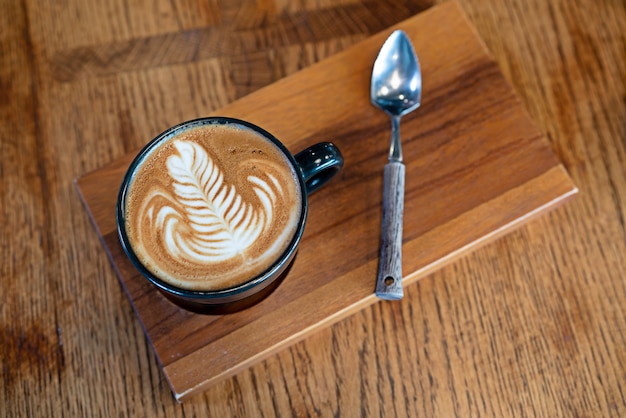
left=2, top=0, right=624, bottom=416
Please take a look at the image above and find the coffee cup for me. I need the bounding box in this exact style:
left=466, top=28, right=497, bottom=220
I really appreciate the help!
left=116, top=117, right=343, bottom=313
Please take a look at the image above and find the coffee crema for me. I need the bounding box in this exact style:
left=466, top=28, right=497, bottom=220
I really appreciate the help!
left=123, top=122, right=303, bottom=291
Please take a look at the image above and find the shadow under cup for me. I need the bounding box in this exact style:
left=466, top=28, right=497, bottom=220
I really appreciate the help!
left=116, top=117, right=344, bottom=314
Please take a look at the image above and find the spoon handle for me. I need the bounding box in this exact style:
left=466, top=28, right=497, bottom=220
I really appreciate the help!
left=376, top=161, right=405, bottom=300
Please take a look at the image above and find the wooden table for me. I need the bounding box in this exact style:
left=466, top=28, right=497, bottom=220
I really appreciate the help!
left=2, top=0, right=624, bottom=416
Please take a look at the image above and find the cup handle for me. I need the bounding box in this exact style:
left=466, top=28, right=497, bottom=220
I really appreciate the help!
left=294, top=142, right=344, bottom=194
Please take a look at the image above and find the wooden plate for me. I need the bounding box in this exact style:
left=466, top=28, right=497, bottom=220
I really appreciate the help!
left=75, top=1, right=577, bottom=401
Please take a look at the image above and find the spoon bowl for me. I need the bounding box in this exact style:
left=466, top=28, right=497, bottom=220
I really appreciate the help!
left=371, top=31, right=422, bottom=120
left=371, top=30, right=422, bottom=161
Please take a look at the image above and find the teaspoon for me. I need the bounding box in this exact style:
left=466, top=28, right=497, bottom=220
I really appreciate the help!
left=370, top=30, right=422, bottom=300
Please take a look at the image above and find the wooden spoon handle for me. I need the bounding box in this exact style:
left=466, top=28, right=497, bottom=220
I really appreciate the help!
left=375, top=161, right=405, bottom=300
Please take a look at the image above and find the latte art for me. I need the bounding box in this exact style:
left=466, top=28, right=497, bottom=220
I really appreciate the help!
left=160, top=140, right=280, bottom=262
left=124, top=123, right=302, bottom=291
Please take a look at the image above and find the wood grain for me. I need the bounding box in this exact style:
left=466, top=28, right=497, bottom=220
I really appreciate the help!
left=2, top=0, right=625, bottom=415
left=75, top=2, right=576, bottom=401
left=376, top=161, right=406, bottom=300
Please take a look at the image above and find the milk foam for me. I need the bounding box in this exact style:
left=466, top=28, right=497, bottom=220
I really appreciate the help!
left=124, top=123, right=302, bottom=291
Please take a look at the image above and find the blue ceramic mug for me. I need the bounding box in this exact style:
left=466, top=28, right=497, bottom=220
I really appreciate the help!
left=116, top=117, right=343, bottom=314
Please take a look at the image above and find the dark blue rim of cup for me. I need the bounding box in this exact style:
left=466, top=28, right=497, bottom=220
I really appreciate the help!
left=116, top=117, right=309, bottom=303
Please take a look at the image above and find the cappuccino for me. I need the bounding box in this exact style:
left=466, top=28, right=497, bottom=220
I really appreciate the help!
left=123, top=121, right=303, bottom=291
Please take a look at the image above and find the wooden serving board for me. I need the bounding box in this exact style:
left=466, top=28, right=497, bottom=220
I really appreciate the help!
left=75, top=2, right=577, bottom=401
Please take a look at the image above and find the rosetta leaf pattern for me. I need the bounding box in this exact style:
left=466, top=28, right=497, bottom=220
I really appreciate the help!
left=148, top=140, right=282, bottom=264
